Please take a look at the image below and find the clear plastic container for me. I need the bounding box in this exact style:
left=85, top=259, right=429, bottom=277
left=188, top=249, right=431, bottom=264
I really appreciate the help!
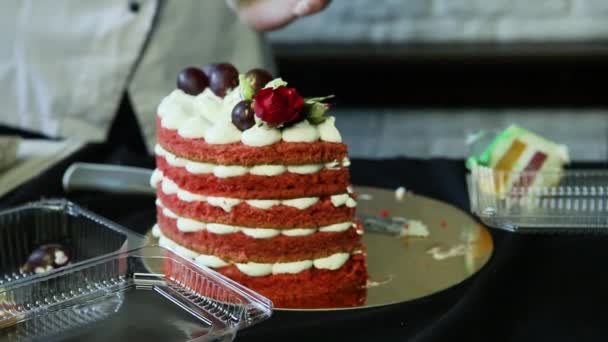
left=0, top=246, right=273, bottom=341
left=468, top=165, right=608, bottom=232
left=0, top=199, right=147, bottom=285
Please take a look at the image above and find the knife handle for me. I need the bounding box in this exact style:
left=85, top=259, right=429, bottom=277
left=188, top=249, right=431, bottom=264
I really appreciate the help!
left=62, top=162, right=155, bottom=195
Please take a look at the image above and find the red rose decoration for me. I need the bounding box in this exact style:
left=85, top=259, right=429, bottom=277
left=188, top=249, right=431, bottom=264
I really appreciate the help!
left=253, top=86, right=305, bottom=126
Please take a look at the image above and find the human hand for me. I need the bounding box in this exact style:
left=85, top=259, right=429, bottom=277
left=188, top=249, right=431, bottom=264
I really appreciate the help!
left=232, top=0, right=330, bottom=31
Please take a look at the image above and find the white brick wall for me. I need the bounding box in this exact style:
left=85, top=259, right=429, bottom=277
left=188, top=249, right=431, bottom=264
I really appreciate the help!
left=268, top=0, right=608, bottom=43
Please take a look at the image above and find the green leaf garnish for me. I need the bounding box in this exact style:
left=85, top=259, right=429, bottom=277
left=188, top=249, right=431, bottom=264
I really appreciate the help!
left=265, top=78, right=288, bottom=89
left=305, top=102, right=330, bottom=125
left=239, top=74, right=255, bottom=100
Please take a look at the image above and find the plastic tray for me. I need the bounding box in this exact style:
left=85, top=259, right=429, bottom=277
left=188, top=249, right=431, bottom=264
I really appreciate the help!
left=0, top=199, right=147, bottom=286
left=0, top=246, right=273, bottom=341
left=469, top=165, right=608, bottom=232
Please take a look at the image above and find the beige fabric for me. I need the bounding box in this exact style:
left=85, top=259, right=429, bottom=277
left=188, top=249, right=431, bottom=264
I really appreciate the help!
left=0, top=0, right=273, bottom=152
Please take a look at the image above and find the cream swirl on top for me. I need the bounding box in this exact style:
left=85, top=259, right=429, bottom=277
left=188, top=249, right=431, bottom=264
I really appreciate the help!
left=157, top=88, right=342, bottom=146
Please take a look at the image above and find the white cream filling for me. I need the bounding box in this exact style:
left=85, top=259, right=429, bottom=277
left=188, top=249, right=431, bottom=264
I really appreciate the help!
left=206, top=197, right=242, bottom=212
left=155, top=200, right=353, bottom=238
left=287, top=164, right=324, bottom=174
left=194, top=254, right=230, bottom=268
left=154, top=174, right=356, bottom=212
left=156, top=144, right=346, bottom=177
left=281, top=197, right=319, bottom=209
left=150, top=169, right=164, bottom=188
left=158, top=89, right=343, bottom=146
left=176, top=218, right=206, bottom=232
left=312, top=253, right=350, bottom=270
left=156, top=231, right=355, bottom=276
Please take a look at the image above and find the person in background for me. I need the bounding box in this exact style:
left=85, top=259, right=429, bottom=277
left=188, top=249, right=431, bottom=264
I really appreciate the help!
left=0, top=0, right=329, bottom=153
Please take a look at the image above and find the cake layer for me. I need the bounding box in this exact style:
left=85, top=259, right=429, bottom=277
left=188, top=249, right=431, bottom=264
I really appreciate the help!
left=157, top=214, right=363, bottom=263
left=163, top=254, right=367, bottom=309
left=156, top=144, right=350, bottom=178
left=157, top=157, right=350, bottom=199
left=158, top=190, right=355, bottom=229
left=157, top=118, right=348, bottom=166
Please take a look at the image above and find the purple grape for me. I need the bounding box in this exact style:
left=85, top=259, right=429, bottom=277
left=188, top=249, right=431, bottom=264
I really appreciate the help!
left=231, top=100, right=255, bottom=131
left=207, top=63, right=239, bottom=97
left=245, top=68, right=273, bottom=94
left=177, top=67, right=209, bottom=95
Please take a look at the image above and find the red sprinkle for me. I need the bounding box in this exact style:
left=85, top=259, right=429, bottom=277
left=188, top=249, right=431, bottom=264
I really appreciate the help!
left=440, top=219, right=447, bottom=228
left=380, top=209, right=389, bottom=218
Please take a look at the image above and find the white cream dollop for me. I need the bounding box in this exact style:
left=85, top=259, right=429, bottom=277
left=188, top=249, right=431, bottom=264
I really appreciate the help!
left=178, top=116, right=211, bottom=139
left=281, top=120, right=319, bottom=142
left=223, top=87, right=243, bottom=115
left=204, top=121, right=242, bottom=144
left=318, top=116, right=342, bottom=143
left=241, top=124, right=282, bottom=147
left=193, top=88, right=224, bottom=123
left=161, top=106, right=190, bottom=130
left=157, top=89, right=192, bottom=118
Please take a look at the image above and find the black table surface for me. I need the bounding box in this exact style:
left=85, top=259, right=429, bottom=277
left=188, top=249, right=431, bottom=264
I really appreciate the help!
left=2, top=143, right=608, bottom=342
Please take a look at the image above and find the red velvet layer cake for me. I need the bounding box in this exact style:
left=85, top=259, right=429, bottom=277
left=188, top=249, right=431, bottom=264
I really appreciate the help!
left=152, top=64, right=367, bottom=308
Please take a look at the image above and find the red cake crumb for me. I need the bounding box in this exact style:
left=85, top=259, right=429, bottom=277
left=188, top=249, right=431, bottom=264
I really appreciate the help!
left=158, top=157, right=350, bottom=199
left=158, top=191, right=354, bottom=229
left=164, top=253, right=367, bottom=309
left=158, top=212, right=363, bottom=263
left=379, top=209, right=389, bottom=218
left=157, top=118, right=348, bottom=166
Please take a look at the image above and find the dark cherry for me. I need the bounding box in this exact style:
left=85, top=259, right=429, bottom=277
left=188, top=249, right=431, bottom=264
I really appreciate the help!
left=207, top=63, right=239, bottom=97
left=21, top=244, right=70, bottom=274
left=245, top=68, right=273, bottom=93
left=231, top=100, right=255, bottom=131
left=177, top=67, right=209, bottom=95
